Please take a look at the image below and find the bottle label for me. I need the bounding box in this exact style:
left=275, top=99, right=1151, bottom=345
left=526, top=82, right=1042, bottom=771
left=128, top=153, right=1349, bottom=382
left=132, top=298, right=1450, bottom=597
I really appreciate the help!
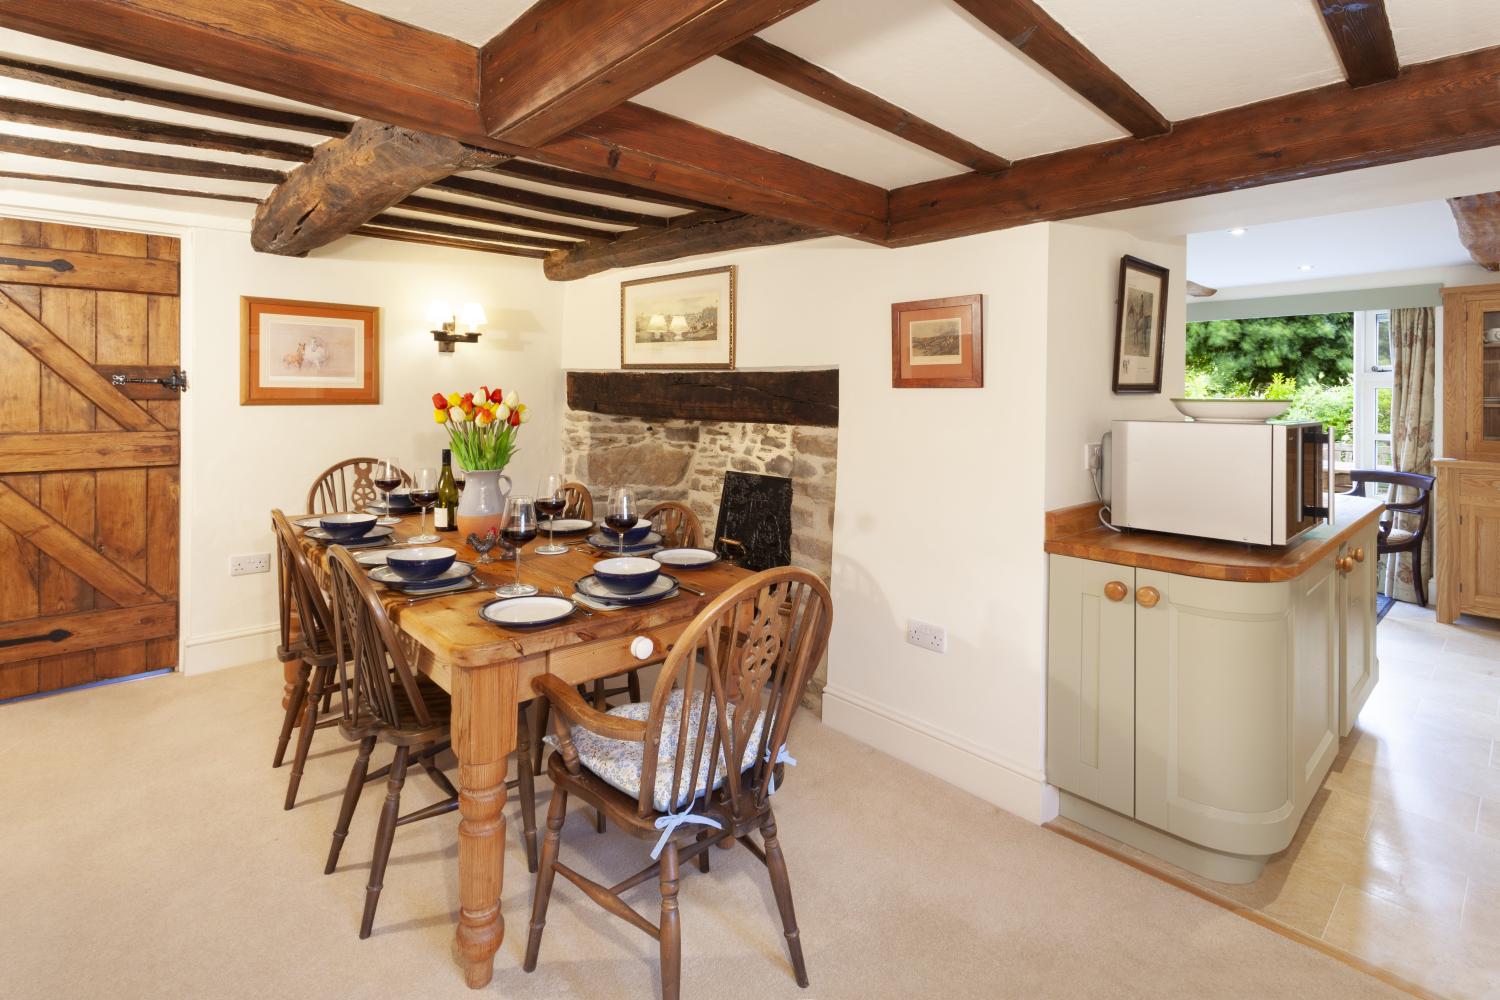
left=436, top=506, right=453, bottom=530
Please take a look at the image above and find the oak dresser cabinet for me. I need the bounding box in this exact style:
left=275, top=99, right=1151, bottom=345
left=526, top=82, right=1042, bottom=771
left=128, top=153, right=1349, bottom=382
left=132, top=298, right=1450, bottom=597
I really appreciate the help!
left=1436, top=281, right=1500, bottom=623
left=1044, top=499, right=1382, bottom=883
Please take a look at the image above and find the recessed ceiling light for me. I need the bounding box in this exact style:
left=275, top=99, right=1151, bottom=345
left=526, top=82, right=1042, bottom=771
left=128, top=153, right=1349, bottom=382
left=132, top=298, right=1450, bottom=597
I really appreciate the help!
left=1298, top=264, right=1314, bottom=272
left=1228, top=227, right=1247, bottom=237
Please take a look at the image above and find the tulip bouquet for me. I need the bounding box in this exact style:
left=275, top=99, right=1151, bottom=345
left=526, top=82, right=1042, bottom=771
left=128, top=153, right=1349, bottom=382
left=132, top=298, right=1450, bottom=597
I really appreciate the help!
left=432, top=384, right=529, bottom=471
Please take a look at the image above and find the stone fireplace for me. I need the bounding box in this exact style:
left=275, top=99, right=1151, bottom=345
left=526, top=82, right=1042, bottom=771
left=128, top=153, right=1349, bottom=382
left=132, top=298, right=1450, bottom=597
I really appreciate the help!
left=562, top=370, right=838, bottom=711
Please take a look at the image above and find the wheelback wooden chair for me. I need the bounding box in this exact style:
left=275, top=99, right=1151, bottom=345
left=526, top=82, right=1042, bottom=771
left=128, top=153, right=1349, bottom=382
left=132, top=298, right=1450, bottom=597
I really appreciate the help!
left=525, top=566, right=833, bottom=999
left=270, top=509, right=346, bottom=810
left=1348, top=469, right=1437, bottom=606
left=561, top=480, right=594, bottom=521
left=646, top=500, right=704, bottom=549
left=322, top=546, right=542, bottom=939
left=307, top=457, right=410, bottom=515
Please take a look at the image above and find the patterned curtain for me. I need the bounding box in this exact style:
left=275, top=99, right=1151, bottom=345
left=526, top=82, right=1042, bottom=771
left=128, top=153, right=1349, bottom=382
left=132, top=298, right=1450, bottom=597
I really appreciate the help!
left=1382, top=307, right=1436, bottom=604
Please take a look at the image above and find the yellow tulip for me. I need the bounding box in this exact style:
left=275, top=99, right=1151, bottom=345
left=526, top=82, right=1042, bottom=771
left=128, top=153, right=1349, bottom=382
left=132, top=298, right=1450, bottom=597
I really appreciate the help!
left=433, top=408, right=448, bottom=424
left=447, top=391, right=462, bottom=407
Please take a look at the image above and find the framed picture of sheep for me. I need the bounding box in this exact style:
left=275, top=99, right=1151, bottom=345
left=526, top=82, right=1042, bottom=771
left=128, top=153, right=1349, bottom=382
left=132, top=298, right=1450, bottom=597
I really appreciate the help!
left=240, top=296, right=380, bottom=405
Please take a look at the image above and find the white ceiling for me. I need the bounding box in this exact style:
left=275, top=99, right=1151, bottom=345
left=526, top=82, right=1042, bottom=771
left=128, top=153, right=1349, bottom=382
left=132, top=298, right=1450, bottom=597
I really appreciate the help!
left=341, top=0, right=532, bottom=46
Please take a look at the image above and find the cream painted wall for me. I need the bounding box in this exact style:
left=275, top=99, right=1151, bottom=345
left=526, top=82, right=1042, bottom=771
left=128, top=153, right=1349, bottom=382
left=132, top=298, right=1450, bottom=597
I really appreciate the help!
left=1045, top=224, right=1188, bottom=508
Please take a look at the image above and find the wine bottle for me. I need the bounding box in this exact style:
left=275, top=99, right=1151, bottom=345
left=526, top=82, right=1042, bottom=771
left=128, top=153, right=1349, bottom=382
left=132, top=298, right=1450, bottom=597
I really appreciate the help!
left=435, top=448, right=459, bottom=531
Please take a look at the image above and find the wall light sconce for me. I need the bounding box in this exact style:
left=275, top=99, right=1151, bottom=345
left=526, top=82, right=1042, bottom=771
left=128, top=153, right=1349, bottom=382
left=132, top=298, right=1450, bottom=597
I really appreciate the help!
left=429, top=299, right=487, bottom=353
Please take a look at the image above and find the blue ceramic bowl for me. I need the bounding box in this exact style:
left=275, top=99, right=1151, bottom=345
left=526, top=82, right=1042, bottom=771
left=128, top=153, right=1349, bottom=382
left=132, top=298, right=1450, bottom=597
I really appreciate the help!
left=319, top=512, right=378, bottom=540
left=592, top=556, right=662, bottom=594
left=599, top=517, right=652, bottom=545
left=386, top=546, right=457, bottom=581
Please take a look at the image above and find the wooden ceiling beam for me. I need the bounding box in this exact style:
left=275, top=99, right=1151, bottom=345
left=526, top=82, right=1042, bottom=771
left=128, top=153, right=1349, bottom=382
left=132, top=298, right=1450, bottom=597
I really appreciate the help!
left=487, top=160, right=722, bottom=212
left=367, top=214, right=577, bottom=252
left=720, top=36, right=1010, bottom=173
left=1315, top=0, right=1400, bottom=87
left=0, top=169, right=262, bottom=204
left=393, top=194, right=613, bottom=242
left=0, top=132, right=284, bottom=184
left=1448, top=193, right=1500, bottom=271
left=478, top=0, right=819, bottom=146
left=952, top=0, right=1168, bottom=138
left=538, top=103, right=888, bottom=241
left=428, top=175, right=672, bottom=229
left=250, top=119, right=501, bottom=256
left=351, top=226, right=549, bottom=259
left=543, top=212, right=822, bottom=281
left=0, top=96, right=313, bottom=161
left=887, top=45, right=1500, bottom=246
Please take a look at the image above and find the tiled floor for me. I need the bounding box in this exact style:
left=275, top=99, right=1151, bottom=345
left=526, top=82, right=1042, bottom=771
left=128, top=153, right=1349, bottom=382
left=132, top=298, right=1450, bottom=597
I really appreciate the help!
left=1074, top=602, right=1500, bottom=1000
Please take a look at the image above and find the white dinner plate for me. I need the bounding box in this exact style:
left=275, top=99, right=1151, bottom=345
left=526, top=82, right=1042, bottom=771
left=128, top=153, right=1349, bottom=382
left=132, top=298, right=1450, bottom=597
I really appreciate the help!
left=354, top=550, right=392, bottom=567
left=654, top=548, right=719, bottom=569
left=304, top=525, right=396, bottom=546
left=480, top=595, right=575, bottom=629
left=587, top=531, right=662, bottom=552
left=544, top=518, right=593, bottom=534
left=369, top=562, right=475, bottom=590
left=575, top=573, right=679, bottom=604
left=295, top=516, right=323, bottom=529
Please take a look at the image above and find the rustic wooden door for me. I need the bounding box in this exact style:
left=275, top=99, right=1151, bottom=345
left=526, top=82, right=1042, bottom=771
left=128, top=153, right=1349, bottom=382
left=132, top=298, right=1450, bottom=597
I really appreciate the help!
left=0, top=218, right=181, bottom=700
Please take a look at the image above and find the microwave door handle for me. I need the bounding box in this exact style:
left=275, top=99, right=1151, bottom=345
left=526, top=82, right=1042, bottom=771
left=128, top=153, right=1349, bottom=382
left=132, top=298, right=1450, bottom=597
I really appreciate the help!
left=1301, top=427, right=1331, bottom=521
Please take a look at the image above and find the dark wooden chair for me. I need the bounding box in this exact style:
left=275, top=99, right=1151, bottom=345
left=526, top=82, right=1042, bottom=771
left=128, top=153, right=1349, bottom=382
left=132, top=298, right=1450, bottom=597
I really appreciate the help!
left=1348, top=469, right=1437, bottom=606
left=647, top=501, right=704, bottom=549
left=307, top=457, right=410, bottom=515
left=561, top=480, right=594, bottom=521
left=322, top=546, right=541, bottom=939
left=525, top=566, right=833, bottom=999
left=270, top=509, right=345, bottom=810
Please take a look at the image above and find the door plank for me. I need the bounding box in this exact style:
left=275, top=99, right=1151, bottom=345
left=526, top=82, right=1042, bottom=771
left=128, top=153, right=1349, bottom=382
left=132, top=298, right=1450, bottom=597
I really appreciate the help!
left=145, top=233, right=181, bottom=672
left=0, top=602, right=173, bottom=667
left=0, top=287, right=161, bottom=431
left=0, top=222, right=43, bottom=694
left=0, top=241, right=178, bottom=294
left=96, top=468, right=148, bottom=677
left=0, top=431, right=178, bottom=473
left=0, top=481, right=158, bottom=607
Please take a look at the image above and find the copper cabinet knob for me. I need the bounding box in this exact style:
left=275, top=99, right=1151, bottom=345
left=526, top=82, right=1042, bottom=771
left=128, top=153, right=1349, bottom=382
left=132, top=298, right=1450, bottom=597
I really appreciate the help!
left=1353, top=547, right=1366, bottom=562
left=1136, top=585, right=1160, bottom=608
left=1338, top=556, right=1355, bottom=574
left=1103, top=581, right=1128, bottom=602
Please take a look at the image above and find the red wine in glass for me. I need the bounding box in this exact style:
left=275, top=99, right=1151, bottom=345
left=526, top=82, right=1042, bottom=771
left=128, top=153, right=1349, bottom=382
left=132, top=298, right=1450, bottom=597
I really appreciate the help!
left=536, top=497, right=565, bottom=518
left=497, top=496, right=539, bottom=597
left=374, top=476, right=401, bottom=493
left=410, top=489, right=439, bottom=507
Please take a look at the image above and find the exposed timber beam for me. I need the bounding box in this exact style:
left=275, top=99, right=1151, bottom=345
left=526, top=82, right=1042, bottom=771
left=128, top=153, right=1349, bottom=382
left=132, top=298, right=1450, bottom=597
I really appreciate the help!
left=952, top=0, right=1169, bottom=138
left=489, top=160, right=722, bottom=212
left=351, top=226, right=549, bottom=259
left=394, top=194, right=613, bottom=242
left=720, top=37, right=1010, bottom=173
left=0, top=96, right=313, bottom=161
left=0, top=170, right=262, bottom=204
left=0, top=133, right=284, bottom=185
left=544, top=212, right=823, bottom=281
left=0, top=54, right=350, bottom=136
left=0, top=4, right=862, bottom=235
left=1448, top=193, right=1500, bottom=271
left=1186, top=280, right=1218, bottom=298
left=887, top=45, right=1500, bottom=246
left=367, top=214, right=577, bottom=252
left=429, top=175, right=671, bottom=229
left=251, top=119, right=501, bottom=256
left=538, top=103, right=889, bottom=241
left=1315, top=0, right=1400, bottom=87
left=477, top=0, right=818, bottom=146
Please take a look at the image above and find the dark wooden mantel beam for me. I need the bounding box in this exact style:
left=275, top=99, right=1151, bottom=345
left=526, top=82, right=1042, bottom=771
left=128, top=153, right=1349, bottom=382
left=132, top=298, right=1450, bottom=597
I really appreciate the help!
left=1314, top=0, right=1400, bottom=87
left=251, top=120, right=501, bottom=256
left=1448, top=193, right=1500, bottom=271
left=567, top=369, right=838, bottom=427
left=478, top=0, right=819, bottom=146
left=544, top=212, right=824, bottom=281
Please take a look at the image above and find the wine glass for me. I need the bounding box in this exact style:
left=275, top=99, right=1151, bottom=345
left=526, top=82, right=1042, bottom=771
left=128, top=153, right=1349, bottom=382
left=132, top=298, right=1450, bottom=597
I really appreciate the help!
left=373, top=457, right=402, bottom=520
left=408, top=467, right=440, bottom=544
left=605, top=486, right=638, bottom=556
left=496, top=496, right=538, bottom=598
left=453, top=464, right=467, bottom=495
left=535, top=473, right=567, bottom=555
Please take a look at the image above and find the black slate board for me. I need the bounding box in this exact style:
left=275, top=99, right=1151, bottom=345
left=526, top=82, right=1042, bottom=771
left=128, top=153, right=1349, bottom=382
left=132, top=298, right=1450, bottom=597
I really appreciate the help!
left=713, top=471, right=792, bottom=571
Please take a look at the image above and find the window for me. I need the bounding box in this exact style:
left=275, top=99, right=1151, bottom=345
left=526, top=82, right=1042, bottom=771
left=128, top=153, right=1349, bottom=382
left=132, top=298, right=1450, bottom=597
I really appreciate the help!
left=1353, top=309, right=1395, bottom=497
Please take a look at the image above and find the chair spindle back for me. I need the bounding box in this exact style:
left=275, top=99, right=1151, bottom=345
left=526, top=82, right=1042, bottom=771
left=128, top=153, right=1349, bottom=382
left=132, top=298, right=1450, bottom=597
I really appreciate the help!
left=271, top=509, right=337, bottom=658
left=307, top=457, right=410, bottom=515
left=647, top=501, right=704, bottom=549
left=326, top=545, right=432, bottom=731
left=561, top=481, right=594, bottom=521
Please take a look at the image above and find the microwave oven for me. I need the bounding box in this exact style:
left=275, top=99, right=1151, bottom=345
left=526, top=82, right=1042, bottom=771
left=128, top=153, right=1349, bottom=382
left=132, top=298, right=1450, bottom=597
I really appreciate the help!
left=1108, top=419, right=1333, bottom=546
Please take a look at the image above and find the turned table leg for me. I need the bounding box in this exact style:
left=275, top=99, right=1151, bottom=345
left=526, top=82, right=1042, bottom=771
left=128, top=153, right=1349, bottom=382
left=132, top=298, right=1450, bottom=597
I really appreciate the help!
left=452, top=663, right=518, bottom=989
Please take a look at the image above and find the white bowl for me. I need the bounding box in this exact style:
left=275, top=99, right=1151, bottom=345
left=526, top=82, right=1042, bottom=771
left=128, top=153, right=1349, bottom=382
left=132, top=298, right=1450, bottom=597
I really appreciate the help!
left=592, top=556, right=662, bottom=594
left=1170, top=398, right=1291, bottom=423
left=386, top=546, right=457, bottom=580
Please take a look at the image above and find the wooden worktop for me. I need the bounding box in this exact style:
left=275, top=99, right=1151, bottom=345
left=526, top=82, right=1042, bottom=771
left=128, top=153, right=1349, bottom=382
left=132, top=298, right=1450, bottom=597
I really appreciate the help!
left=1044, top=495, right=1385, bottom=582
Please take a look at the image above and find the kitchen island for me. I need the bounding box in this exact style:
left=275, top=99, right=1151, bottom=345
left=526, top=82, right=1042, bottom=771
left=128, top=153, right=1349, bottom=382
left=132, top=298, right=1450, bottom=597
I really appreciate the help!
left=1042, top=496, right=1384, bottom=882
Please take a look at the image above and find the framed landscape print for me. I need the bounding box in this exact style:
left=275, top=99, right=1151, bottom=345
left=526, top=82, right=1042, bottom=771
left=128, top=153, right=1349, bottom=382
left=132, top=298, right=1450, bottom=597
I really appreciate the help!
left=620, top=265, right=736, bottom=370
left=240, top=297, right=379, bottom=405
left=891, top=293, right=983, bottom=388
left=1112, top=255, right=1169, bottom=394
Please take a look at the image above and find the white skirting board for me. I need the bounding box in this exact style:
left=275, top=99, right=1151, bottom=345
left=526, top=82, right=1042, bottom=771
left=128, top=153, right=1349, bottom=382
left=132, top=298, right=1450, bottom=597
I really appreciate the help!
left=821, top=685, right=1059, bottom=825
left=183, top=623, right=279, bottom=675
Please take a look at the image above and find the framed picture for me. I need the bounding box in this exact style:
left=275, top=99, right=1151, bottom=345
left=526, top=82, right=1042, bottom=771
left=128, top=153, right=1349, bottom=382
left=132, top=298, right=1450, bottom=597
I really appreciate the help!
left=620, top=265, right=736, bottom=370
left=891, top=293, right=983, bottom=389
left=1112, top=255, right=1169, bottom=394
left=240, top=296, right=379, bottom=405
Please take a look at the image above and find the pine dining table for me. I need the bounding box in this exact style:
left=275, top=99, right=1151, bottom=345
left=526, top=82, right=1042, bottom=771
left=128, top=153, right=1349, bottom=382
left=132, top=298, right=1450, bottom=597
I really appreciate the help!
left=291, top=516, right=753, bottom=988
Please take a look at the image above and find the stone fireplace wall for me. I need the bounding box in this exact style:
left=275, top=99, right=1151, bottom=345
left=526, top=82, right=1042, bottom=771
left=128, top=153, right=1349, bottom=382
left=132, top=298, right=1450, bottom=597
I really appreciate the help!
left=561, top=410, right=837, bottom=710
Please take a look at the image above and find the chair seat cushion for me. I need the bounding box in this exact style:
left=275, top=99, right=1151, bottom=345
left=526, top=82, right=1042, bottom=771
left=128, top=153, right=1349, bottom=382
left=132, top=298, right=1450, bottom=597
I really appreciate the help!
left=548, top=689, right=764, bottom=813
left=1385, top=528, right=1415, bottom=546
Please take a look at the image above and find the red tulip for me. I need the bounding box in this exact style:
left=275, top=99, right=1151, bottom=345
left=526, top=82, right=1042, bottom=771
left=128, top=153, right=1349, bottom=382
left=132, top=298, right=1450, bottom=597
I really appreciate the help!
left=462, top=392, right=474, bottom=405
left=489, top=387, right=504, bottom=404
left=431, top=392, right=448, bottom=409
left=508, top=409, right=521, bottom=427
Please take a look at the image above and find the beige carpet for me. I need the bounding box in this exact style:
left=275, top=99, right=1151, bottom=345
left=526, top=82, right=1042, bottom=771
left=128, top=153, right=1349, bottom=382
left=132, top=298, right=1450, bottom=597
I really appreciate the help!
left=0, top=663, right=1409, bottom=1000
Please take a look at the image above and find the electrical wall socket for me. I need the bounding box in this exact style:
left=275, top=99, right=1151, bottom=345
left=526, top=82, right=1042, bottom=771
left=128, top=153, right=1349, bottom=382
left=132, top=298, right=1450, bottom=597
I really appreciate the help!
left=906, top=619, right=947, bottom=654
left=1084, top=442, right=1103, bottom=473
left=230, top=553, right=270, bottom=576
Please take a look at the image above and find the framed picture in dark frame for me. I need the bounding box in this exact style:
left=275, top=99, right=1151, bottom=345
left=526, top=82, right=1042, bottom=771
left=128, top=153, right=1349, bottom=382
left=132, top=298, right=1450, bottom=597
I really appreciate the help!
left=1112, top=255, right=1169, bottom=394
left=891, top=293, right=983, bottom=389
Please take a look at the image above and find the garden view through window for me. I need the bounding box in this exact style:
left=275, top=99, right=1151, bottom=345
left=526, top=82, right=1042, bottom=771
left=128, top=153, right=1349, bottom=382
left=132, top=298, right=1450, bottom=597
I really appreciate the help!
left=1185, top=309, right=1394, bottom=493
